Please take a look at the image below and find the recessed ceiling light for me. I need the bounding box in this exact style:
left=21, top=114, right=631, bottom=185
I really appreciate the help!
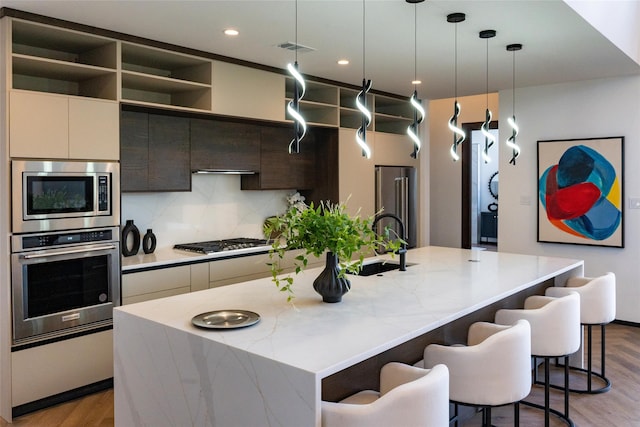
left=224, top=29, right=239, bottom=36
left=411, top=79, right=422, bottom=85
left=337, top=59, right=349, bottom=65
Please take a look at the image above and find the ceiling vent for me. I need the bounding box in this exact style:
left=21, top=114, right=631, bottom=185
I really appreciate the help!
left=277, top=42, right=316, bottom=54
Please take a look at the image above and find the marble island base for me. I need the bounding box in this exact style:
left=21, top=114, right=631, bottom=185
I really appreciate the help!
left=114, top=246, right=583, bottom=426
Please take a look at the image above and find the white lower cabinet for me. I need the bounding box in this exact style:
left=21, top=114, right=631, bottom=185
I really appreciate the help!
left=208, top=250, right=323, bottom=288
left=122, top=265, right=192, bottom=305
left=12, top=330, right=113, bottom=407
left=122, top=252, right=325, bottom=304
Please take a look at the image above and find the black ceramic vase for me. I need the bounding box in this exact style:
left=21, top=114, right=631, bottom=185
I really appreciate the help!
left=121, top=219, right=140, bottom=257
left=313, top=252, right=351, bottom=303
left=142, top=229, right=157, bottom=254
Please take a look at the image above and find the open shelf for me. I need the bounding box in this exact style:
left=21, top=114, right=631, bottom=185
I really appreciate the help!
left=121, top=42, right=212, bottom=110
left=11, top=19, right=117, bottom=99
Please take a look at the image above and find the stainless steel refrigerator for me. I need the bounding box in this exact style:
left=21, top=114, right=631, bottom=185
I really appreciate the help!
left=375, top=166, right=417, bottom=248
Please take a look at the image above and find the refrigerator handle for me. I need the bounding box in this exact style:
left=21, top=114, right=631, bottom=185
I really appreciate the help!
left=395, top=177, right=409, bottom=239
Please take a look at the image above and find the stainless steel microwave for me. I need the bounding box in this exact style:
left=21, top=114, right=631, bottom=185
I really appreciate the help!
left=12, top=160, right=120, bottom=233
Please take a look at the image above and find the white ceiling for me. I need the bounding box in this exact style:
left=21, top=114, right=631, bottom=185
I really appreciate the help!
left=1, top=0, right=639, bottom=99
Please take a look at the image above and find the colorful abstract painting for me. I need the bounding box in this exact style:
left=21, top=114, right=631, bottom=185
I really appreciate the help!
left=538, top=137, right=624, bottom=247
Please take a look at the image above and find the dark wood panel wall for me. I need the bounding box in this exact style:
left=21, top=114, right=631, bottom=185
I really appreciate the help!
left=321, top=278, right=555, bottom=402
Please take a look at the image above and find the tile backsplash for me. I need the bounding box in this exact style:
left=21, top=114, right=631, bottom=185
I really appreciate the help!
left=121, top=174, right=291, bottom=249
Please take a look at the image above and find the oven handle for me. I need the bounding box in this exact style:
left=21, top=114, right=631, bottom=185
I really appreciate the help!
left=20, top=244, right=118, bottom=259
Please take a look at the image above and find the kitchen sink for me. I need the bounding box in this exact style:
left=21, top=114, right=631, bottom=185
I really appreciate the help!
left=351, top=261, right=414, bottom=277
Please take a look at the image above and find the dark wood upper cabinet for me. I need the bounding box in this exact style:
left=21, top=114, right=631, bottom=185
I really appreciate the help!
left=241, top=125, right=316, bottom=191
left=120, top=109, right=191, bottom=192
left=121, top=106, right=338, bottom=199
left=120, top=110, right=150, bottom=192
left=190, top=118, right=260, bottom=172
left=148, top=114, right=190, bottom=191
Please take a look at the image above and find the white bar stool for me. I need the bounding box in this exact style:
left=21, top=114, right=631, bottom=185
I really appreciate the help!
left=321, top=362, right=450, bottom=427
left=420, top=319, right=532, bottom=427
left=545, top=272, right=616, bottom=393
left=495, top=292, right=580, bottom=427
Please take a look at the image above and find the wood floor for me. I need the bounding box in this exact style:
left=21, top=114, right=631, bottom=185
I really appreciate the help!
left=1, top=322, right=638, bottom=426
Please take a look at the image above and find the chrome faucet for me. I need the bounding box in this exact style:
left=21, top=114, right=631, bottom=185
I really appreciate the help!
left=372, top=213, right=407, bottom=271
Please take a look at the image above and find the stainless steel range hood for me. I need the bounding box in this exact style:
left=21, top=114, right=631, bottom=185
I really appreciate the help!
left=192, top=169, right=257, bottom=175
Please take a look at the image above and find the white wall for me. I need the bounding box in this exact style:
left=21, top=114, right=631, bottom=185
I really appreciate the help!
left=428, top=93, right=499, bottom=248
left=565, top=0, right=640, bottom=65
left=122, top=174, right=290, bottom=250
left=498, top=75, right=640, bottom=323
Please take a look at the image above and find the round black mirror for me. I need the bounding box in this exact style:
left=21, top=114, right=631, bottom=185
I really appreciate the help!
left=488, top=171, right=498, bottom=200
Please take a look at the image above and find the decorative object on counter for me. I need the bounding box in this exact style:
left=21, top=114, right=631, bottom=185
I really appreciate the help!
left=142, top=229, right=157, bottom=254
left=406, top=0, right=425, bottom=159
left=121, top=219, right=140, bottom=257
left=447, top=12, right=466, bottom=161
left=264, top=192, right=306, bottom=239
left=506, top=43, right=523, bottom=165
left=479, top=29, right=497, bottom=164
left=191, top=309, right=260, bottom=330
left=355, top=0, right=372, bottom=159
left=313, top=252, right=351, bottom=303
left=264, top=198, right=402, bottom=302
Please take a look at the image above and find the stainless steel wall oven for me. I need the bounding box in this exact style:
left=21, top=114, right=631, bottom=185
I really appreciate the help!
left=11, top=227, right=121, bottom=346
left=12, top=160, right=120, bottom=234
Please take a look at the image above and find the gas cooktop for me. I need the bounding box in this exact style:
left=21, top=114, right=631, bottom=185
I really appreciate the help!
left=173, top=238, right=271, bottom=255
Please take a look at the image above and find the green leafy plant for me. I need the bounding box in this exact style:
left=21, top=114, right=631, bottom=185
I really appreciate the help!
left=263, top=200, right=402, bottom=301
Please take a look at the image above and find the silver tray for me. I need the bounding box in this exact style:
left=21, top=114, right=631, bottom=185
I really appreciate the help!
left=191, top=310, right=260, bottom=329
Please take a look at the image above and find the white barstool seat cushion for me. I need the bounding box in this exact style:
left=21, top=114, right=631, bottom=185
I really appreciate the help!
left=495, top=292, right=581, bottom=357
left=546, top=272, right=616, bottom=324
left=321, top=362, right=449, bottom=427
left=422, top=319, right=531, bottom=407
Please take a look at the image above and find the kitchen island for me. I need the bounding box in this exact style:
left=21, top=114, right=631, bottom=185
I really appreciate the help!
left=114, top=246, right=583, bottom=426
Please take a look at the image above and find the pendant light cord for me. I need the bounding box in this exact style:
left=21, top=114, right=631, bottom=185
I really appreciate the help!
left=512, top=50, right=516, bottom=116
left=454, top=22, right=458, bottom=100
left=362, top=0, right=366, bottom=78
left=294, top=0, right=298, bottom=63
left=486, top=38, right=489, bottom=107
left=414, top=4, right=417, bottom=87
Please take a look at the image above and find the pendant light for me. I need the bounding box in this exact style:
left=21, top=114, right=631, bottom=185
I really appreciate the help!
left=355, top=0, right=372, bottom=159
left=479, top=29, right=496, bottom=164
left=447, top=13, right=466, bottom=162
left=506, top=43, right=523, bottom=165
left=406, top=0, right=425, bottom=159
left=286, top=0, right=307, bottom=154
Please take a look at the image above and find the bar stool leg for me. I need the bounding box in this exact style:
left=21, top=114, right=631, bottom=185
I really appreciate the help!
left=545, top=356, right=550, bottom=427
left=564, top=355, right=570, bottom=419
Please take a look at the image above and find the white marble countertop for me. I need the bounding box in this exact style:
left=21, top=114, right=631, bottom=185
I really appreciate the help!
left=120, top=245, right=271, bottom=272
left=116, top=246, right=583, bottom=377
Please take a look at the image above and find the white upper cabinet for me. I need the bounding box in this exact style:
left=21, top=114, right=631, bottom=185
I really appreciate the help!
left=213, top=61, right=284, bottom=121
left=9, top=91, right=119, bottom=160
